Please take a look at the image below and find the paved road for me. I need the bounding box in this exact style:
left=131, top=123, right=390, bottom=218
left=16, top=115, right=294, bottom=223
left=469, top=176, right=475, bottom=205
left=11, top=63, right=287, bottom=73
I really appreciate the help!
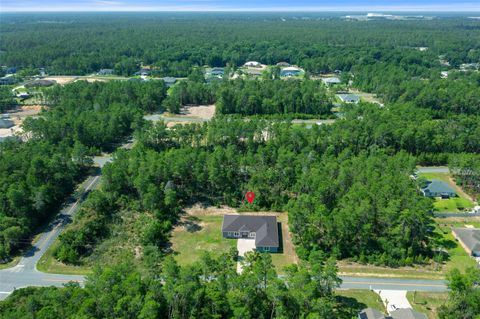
left=0, top=175, right=101, bottom=300
left=339, top=276, right=447, bottom=292
left=416, top=166, right=450, bottom=173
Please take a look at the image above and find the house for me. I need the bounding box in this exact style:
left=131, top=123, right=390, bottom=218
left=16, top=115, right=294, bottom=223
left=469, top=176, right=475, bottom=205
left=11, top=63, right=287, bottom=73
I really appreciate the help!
left=280, top=67, right=302, bottom=77
left=222, top=215, right=279, bottom=252
left=0, top=118, right=14, bottom=129
left=206, top=67, right=225, bottom=80
left=0, top=77, right=15, bottom=85
left=243, top=69, right=263, bottom=77
left=337, top=93, right=360, bottom=104
left=161, top=77, right=177, bottom=87
left=97, top=69, right=114, bottom=76
left=390, top=308, right=427, bottom=319
left=276, top=62, right=290, bottom=67
left=421, top=179, right=456, bottom=198
left=453, top=228, right=480, bottom=257
left=244, top=61, right=262, bottom=68
left=322, top=77, right=342, bottom=86
left=16, top=92, right=30, bottom=99
left=358, top=308, right=386, bottom=319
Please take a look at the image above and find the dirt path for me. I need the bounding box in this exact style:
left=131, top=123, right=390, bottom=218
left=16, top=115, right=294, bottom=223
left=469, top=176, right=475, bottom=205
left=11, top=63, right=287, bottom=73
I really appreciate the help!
left=448, top=176, right=475, bottom=202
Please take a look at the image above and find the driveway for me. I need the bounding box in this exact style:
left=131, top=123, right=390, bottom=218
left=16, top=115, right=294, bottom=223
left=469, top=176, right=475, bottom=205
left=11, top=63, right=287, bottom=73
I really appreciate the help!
left=236, top=239, right=256, bottom=273
left=375, top=290, right=412, bottom=313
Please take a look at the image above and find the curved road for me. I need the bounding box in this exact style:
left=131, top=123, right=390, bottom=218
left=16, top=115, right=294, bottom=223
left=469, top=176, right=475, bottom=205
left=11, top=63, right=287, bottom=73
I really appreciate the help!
left=0, top=175, right=101, bottom=300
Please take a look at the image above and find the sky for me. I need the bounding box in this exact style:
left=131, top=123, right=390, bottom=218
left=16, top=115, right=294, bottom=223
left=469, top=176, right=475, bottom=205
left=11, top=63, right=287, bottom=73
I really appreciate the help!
left=1, top=0, right=480, bottom=12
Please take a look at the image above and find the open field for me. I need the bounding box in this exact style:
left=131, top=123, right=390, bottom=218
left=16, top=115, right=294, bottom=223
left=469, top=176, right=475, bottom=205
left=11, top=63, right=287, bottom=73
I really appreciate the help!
left=170, top=205, right=297, bottom=273
left=419, top=172, right=475, bottom=212
left=407, top=291, right=448, bottom=319
left=336, top=289, right=385, bottom=312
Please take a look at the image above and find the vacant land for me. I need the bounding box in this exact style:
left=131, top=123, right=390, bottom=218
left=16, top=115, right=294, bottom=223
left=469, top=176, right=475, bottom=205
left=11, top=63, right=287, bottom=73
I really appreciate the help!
left=181, top=105, right=216, bottom=120
left=419, top=172, right=475, bottom=212
left=407, top=291, right=448, bottom=319
left=170, top=205, right=297, bottom=273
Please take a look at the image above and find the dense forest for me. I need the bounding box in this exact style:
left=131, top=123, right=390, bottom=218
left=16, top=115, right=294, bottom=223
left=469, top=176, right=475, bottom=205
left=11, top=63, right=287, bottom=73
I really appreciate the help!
left=0, top=80, right=167, bottom=261
left=56, top=117, right=440, bottom=267
left=1, top=12, right=480, bottom=318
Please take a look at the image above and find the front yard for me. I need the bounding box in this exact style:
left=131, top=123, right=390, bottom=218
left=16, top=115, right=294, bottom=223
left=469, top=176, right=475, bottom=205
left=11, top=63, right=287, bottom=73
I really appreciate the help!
left=407, top=291, right=448, bottom=319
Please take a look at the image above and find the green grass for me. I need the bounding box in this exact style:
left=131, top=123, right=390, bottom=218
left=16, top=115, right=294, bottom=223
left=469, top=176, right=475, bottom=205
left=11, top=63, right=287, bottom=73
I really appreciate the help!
left=37, top=241, right=92, bottom=275
left=171, top=215, right=237, bottom=266
left=0, top=257, right=20, bottom=270
left=171, top=212, right=297, bottom=273
left=407, top=291, right=448, bottom=319
left=433, top=197, right=474, bottom=212
left=336, top=289, right=385, bottom=312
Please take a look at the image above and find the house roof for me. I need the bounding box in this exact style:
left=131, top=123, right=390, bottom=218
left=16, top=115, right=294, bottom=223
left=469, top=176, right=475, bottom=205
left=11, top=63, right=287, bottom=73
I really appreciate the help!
left=222, top=215, right=279, bottom=248
left=322, top=77, right=341, bottom=84
left=161, top=77, right=176, bottom=83
left=422, top=180, right=456, bottom=194
left=337, top=93, right=360, bottom=102
left=453, top=228, right=480, bottom=253
left=359, top=308, right=386, bottom=319
left=0, top=118, right=14, bottom=129
left=282, top=66, right=301, bottom=72
left=389, top=308, right=427, bottom=319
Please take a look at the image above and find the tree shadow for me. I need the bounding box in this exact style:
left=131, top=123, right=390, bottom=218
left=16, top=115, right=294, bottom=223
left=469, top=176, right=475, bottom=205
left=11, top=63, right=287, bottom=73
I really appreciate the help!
left=335, top=295, right=368, bottom=318
left=179, top=215, right=202, bottom=233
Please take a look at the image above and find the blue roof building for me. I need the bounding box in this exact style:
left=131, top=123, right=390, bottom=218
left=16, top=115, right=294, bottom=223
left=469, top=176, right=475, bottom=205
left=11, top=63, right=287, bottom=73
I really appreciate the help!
left=421, top=179, right=456, bottom=198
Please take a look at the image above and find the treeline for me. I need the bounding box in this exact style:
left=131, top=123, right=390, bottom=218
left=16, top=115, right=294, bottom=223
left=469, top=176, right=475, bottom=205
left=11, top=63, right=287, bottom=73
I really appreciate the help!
left=354, top=63, right=480, bottom=116
left=0, top=251, right=366, bottom=319
left=0, top=140, right=81, bottom=261
left=0, top=80, right=165, bottom=262
left=449, top=154, right=480, bottom=198
left=164, top=78, right=333, bottom=116
left=0, top=87, right=17, bottom=112
left=216, top=79, right=332, bottom=115
left=439, top=267, right=480, bottom=319
left=1, top=14, right=479, bottom=76
left=22, top=80, right=167, bottom=151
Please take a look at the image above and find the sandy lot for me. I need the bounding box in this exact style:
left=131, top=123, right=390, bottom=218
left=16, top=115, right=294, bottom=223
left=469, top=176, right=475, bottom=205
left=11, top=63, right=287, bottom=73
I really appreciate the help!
left=180, top=104, right=216, bottom=120
left=43, top=76, right=77, bottom=85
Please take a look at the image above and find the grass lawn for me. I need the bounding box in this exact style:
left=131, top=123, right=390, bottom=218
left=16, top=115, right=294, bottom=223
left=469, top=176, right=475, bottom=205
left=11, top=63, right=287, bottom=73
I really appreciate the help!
left=0, top=257, right=20, bottom=270
left=407, top=291, right=448, bottom=319
left=171, top=215, right=236, bottom=265
left=171, top=206, right=298, bottom=273
left=418, top=172, right=475, bottom=212
left=37, top=241, right=92, bottom=275
left=336, top=289, right=385, bottom=313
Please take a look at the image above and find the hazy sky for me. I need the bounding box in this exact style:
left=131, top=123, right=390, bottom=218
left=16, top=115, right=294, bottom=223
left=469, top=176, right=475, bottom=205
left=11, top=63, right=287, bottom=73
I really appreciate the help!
left=2, top=0, right=480, bottom=12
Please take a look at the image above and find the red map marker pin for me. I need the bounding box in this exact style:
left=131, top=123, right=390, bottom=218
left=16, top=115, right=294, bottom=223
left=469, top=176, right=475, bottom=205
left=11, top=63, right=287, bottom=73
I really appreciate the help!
left=245, top=191, right=255, bottom=204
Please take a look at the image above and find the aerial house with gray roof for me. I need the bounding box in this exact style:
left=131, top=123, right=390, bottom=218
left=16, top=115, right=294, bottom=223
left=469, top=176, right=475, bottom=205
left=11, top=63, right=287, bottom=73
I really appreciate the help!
left=222, top=215, right=279, bottom=252
left=453, top=228, right=480, bottom=257
left=421, top=179, right=456, bottom=198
